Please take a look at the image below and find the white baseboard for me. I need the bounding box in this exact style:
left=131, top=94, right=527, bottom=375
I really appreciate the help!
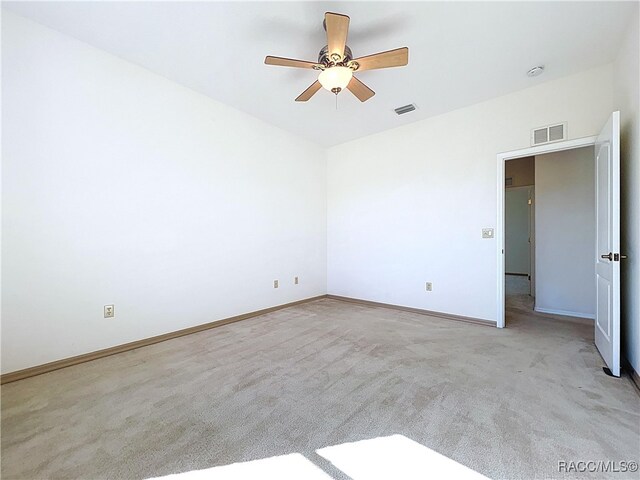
left=534, top=306, right=595, bottom=320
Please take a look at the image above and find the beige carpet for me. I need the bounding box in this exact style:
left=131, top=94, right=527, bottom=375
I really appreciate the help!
left=1, top=297, right=638, bottom=479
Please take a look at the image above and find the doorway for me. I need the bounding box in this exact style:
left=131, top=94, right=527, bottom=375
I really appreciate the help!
left=504, top=148, right=597, bottom=323
left=496, top=112, right=621, bottom=377
left=496, top=136, right=597, bottom=329
left=505, top=157, right=535, bottom=299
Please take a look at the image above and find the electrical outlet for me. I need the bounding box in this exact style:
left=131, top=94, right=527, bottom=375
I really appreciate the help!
left=104, top=305, right=114, bottom=318
left=274, top=280, right=279, bottom=288
left=425, top=282, right=433, bottom=291
left=294, top=276, right=299, bottom=285
left=482, top=228, right=494, bottom=239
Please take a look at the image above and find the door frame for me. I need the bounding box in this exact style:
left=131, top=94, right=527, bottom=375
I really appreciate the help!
left=528, top=185, right=535, bottom=298
left=504, top=185, right=535, bottom=295
left=496, top=136, right=597, bottom=328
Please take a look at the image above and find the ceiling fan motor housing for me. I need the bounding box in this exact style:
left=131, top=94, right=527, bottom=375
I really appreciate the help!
left=318, top=45, right=353, bottom=66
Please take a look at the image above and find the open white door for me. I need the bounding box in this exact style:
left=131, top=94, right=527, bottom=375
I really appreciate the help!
left=595, top=111, right=621, bottom=377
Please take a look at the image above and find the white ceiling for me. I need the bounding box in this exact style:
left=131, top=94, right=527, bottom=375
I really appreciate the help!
left=3, top=1, right=635, bottom=146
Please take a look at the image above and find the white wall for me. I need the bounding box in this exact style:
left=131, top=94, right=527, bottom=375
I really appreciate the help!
left=613, top=9, right=640, bottom=373
left=327, top=64, right=613, bottom=322
left=534, top=148, right=595, bottom=318
left=505, top=186, right=530, bottom=275
left=4, top=9, right=636, bottom=375
left=1, top=12, right=327, bottom=374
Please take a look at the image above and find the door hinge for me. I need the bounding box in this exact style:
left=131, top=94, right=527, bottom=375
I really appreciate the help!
left=528, top=198, right=532, bottom=205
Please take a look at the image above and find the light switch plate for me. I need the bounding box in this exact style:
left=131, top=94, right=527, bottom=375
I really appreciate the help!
left=482, top=228, right=494, bottom=239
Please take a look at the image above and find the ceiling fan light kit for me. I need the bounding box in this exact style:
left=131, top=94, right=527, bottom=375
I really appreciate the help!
left=318, top=66, right=353, bottom=92
left=265, top=12, right=409, bottom=103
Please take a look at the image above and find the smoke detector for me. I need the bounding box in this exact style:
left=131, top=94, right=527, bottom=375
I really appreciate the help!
left=527, top=65, right=545, bottom=77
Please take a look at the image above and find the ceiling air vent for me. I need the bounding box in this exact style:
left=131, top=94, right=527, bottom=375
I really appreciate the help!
left=531, top=122, right=567, bottom=146
left=395, top=104, right=416, bottom=115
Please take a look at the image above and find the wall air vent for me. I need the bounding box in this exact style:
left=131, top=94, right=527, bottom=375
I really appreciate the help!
left=395, top=104, right=416, bottom=115
left=531, top=122, right=567, bottom=146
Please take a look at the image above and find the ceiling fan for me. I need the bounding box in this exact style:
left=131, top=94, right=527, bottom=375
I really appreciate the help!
left=265, top=12, right=409, bottom=103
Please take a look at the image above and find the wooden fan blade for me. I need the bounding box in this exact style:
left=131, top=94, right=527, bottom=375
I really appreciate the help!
left=265, top=56, right=318, bottom=69
left=352, top=47, right=409, bottom=72
left=347, top=76, right=375, bottom=102
left=295, top=81, right=322, bottom=102
left=325, top=12, right=350, bottom=60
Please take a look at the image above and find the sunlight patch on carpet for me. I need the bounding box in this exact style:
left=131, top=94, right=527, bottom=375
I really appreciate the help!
left=316, top=434, right=489, bottom=479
